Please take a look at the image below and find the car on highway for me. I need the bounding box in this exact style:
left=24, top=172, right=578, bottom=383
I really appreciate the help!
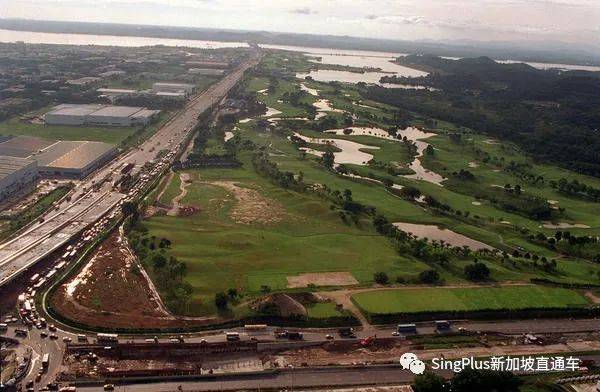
left=326, top=334, right=334, bottom=340
left=62, top=336, right=72, bottom=343
left=104, top=384, right=115, bottom=390
left=40, top=331, right=48, bottom=338
left=50, top=333, right=58, bottom=339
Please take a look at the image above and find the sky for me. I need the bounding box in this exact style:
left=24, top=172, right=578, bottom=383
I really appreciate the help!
left=1, top=0, right=599, bottom=47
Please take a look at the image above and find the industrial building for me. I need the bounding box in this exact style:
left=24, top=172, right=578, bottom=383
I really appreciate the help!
left=188, top=68, right=225, bottom=76
left=66, top=77, right=102, bottom=86
left=152, top=82, right=196, bottom=95
left=0, top=136, right=117, bottom=179
left=0, top=155, right=38, bottom=201
left=44, top=104, right=160, bottom=127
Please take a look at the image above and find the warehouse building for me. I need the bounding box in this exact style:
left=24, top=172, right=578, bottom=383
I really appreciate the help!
left=0, top=155, right=38, bottom=201
left=152, top=82, right=196, bottom=95
left=0, top=136, right=117, bottom=179
left=35, top=140, right=117, bottom=178
left=44, top=104, right=160, bottom=127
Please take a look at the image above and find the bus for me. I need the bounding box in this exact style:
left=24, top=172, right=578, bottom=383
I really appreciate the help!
left=244, top=324, right=267, bottom=331
left=96, top=333, right=119, bottom=343
left=42, top=353, right=50, bottom=369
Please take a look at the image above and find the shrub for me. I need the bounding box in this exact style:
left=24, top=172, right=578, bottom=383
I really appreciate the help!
left=374, top=272, right=390, bottom=284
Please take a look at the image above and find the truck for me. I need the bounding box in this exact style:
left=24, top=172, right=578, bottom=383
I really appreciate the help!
left=42, top=353, right=50, bottom=369
left=338, top=327, right=356, bottom=338
left=96, top=333, right=118, bottom=343
left=286, top=331, right=303, bottom=340
left=435, top=320, right=451, bottom=331
left=225, top=332, right=240, bottom=341
left=120, top=163, right=135, bottom=175
left=397, top=323, right=417, bottom=334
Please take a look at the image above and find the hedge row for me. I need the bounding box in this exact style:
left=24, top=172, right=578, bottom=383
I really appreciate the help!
left=364, top=306, right=600, bottom=325
left=530, top=278, right=600, bottom=289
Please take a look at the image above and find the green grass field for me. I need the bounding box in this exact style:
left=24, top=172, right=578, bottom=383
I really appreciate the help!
left=351, top=285, right=590, bottom=314
left=137, top=52, right=600, bottom=319
left=143, top=155, right=432, bottom=315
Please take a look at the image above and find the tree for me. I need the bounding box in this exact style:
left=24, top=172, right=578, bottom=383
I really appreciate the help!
left=151, top=253, right=168, bottom=270
left=215, top=292, right=229, bottom=310
left=227, top=288, right=239, bottom=299
left=450, top=369, right=522, bottom=392
left=121, top=201, right=138, bottom=217
left=374, top=272, right=389, bottom=284
left=425, top=145, right=435, bottom=156
left=399, top=186, right=421, bottom=199
left=322, top=150, right=335, bottom=168
left=418, top=269, right=441, bottom=284
left=464, top=262, right=491, bottom=281
left=413, top=372, right=447, bottom=392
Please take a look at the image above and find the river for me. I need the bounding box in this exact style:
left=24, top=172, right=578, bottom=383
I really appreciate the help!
left=2, top=29, right=595, bottom=73
left=0, top=29, right=247, bottom=48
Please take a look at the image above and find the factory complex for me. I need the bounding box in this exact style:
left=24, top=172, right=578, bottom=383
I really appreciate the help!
left=44, top=104, right=161, bottom=127
left=0, top=135, right=118, bottom=199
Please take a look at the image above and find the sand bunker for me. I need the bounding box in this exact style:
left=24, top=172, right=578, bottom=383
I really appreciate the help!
left=541, top=222, right=590, bottom=229
left=287, top=272, right=358, bottom=288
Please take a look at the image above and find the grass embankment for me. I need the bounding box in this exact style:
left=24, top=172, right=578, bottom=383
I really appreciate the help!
left=351, top=285, right=590, bottom=315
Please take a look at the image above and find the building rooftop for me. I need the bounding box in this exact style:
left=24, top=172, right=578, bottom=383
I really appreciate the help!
left=46, top=104, right=105, bottom=117
left=0, top=155, right=36, bottom=181
left=41, top=141, right=115, bottom=169
left=0, top=136, right=115, bottom=171
left=0, top=136, right=55, bottom=158
left=88, top=106, right=144, bottom=118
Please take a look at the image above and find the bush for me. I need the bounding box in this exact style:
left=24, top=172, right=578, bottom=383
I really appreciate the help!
left=215, top=292, right=229, bottom=309
left=418, top=269, right=441, bottom=284
left=464, top=262, right=490, bottom=281
left=374, top=272, right=390, bottom=284
left=413, top=372, right=447, bottom=392
left=451, top=369, right=522, bottom=392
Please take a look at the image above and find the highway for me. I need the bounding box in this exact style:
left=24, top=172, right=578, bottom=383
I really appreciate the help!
left=2, top=315, right=598, bottom=390
left=73, top=366, right=432, bottom=391
left=0, top=50, right=262, bottom=287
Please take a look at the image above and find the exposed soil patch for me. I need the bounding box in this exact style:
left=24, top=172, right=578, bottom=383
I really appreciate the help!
left=287, top=272, right=359, bottom=288
left=168, top=172, right=194, bottom=216
left=51, top=231, right=216, bottom=328
left=207, top=180, right=286, bottom=225
left=584, top=291, right=600, bottom=304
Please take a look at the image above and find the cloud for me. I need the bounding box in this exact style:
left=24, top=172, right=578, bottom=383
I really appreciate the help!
left=365, top=14, right=426, bottom=25
left=289, top=7, right=317, bottom=15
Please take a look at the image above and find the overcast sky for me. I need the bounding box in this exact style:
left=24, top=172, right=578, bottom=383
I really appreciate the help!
left=1, top=0, right=599, bottom=46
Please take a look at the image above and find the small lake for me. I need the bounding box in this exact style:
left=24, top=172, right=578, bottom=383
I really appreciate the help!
left=392, top=222, right=494, bottom=251
left=325, top=126, right=446, bottom=186
left=292, top=132, right=378, bottom=166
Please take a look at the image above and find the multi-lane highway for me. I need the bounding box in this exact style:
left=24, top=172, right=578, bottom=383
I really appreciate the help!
left=0, top=50, right=261, bottom=287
